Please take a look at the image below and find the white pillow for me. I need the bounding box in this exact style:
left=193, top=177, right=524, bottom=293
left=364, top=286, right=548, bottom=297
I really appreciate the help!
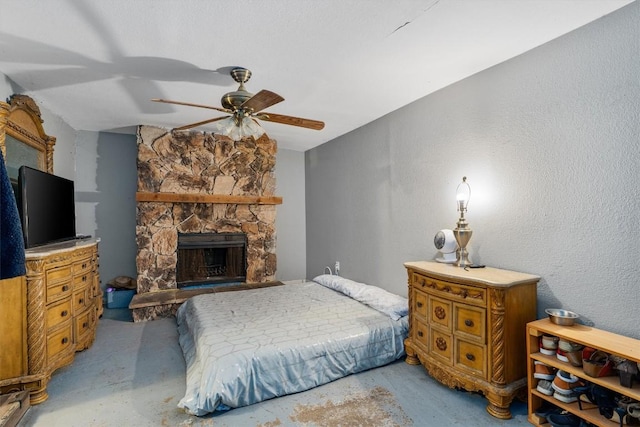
left=312, top=274, right=408, bottom=320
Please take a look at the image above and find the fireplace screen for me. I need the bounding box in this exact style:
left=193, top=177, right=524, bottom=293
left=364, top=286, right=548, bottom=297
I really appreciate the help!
left=176, top=232, right=247, bottom=288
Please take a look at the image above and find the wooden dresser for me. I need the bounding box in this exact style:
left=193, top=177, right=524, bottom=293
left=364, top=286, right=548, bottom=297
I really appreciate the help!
left=404, top=261, right=539, bottom=419
left=0, top=239, right=102, bottom=404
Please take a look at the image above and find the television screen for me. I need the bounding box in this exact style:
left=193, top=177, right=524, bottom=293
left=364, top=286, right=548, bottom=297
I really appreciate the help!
left=17, top=166, right=77, bottom=248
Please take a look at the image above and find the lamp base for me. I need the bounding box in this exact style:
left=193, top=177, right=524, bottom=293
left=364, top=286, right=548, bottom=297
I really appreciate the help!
left=453, top=226, right=473, bottom=268
left=454, top=247, right=472, bottom=268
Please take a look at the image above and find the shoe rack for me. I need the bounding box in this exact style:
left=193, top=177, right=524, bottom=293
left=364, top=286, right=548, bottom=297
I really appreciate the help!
left=527, top=318, right=640, bottom=426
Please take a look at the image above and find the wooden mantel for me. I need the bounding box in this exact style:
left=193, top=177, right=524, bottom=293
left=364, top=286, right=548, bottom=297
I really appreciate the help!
left=136, top=192, right=283, bottom=205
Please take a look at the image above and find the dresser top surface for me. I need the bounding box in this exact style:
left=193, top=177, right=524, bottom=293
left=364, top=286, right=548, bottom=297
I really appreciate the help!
left=404, top=261, right=540, bottom=287
left=25, top=237, right=100, bottom=259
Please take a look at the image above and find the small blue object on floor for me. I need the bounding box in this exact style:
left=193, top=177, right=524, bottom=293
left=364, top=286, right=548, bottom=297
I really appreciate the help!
left=106, top=288, right=136, bottom=309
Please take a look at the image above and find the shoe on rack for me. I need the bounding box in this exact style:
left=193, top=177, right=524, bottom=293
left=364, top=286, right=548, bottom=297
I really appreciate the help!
left=583, top=350, right=615, bottom=377
left=535, top=360, right=558, bottom=380
left=547, top=410, right=588, bottom=427
left=573, top=384, right=597, bottom=411
left=537, top=379, right=554, bottom=396
left=557, top=348, right=569, bottom=363
left=553, top=390, right=578, bottom=403
left=534, top=401, right=563, bottom=418
left=552, top=370, right=584, bottom=395
left=566, top=350, right=583, bottom=367
left=559, top=339, right=584, bottom=353
left=609, top=397, right=640, bottom=427
left=616, top=359, right=639, bottom=388
left=541, top=335, right=559, bottom=355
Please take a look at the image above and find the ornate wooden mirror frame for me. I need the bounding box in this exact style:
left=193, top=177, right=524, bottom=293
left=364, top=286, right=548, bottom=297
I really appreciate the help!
left=0, top=94, right=56, bottom=181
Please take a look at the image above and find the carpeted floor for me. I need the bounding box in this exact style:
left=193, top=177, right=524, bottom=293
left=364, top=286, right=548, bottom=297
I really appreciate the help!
left=18, top=308, right=530, bottom=426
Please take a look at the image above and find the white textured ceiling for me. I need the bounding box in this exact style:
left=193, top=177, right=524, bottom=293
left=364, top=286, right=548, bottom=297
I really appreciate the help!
left=0, top=0, right=633, bottom=151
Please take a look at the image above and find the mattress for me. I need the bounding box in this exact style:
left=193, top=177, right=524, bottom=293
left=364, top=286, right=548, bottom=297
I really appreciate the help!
left=176, top=280, right=408, bottom=416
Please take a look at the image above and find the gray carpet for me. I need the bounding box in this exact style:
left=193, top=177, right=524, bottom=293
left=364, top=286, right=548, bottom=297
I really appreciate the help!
left=18, top=308, right=530, bottom=426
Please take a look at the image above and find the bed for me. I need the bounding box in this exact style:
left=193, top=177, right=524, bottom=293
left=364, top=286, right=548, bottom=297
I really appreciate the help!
left=176, top=275, right=409, bottom=416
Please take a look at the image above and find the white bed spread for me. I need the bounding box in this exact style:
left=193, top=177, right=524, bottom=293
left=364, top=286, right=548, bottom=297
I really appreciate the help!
left=176, top=281, right=408, bottom=415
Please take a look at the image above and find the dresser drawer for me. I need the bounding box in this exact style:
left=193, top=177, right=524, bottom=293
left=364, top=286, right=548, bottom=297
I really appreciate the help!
left=413, top=289, right=428, bottom=318
left=455, top=339, right=486, bottom=379
left=454, top=303, right=486, bottom=342
left=429, top=327, right=453, bottom=364
left=74, top=309, right=93, bottom=341
left=73, top=256, right=93, bottom=276
left=413, top=273, right=487, bottom=307
left=46, top=279, right=72, bottom=303
left=412, top=318, right=429, bottom=349
left=73, top=286, right=91, bottom=311
left=46, top=265, right=72, bottom=285
left=47, top=321, right=73, bottom=359
left=429, top=296, right=452, bottom=331
left=73, top=271, right=92, bottom=288
left=46, top=298, right=72, bottom=329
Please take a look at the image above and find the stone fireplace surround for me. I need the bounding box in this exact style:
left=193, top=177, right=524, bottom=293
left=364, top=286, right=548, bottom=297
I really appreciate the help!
left=132, top=125, right=281, bottom=321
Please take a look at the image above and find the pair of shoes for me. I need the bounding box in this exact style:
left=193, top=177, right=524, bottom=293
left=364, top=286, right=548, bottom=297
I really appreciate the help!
left=616, top=359, right=639, bottom=388
left=535, top=360, right=558, bottom=380
left=552, top=370, right=584, bottom=403
left=541, top=334, right=559, bottom=355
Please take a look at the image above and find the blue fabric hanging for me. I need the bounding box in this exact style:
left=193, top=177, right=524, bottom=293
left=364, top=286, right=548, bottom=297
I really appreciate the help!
left=0, top=150, right=26, bottom=279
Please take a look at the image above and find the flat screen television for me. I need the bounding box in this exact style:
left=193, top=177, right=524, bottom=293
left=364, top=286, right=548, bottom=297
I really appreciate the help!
left=17, top=166, right=77, bottom=249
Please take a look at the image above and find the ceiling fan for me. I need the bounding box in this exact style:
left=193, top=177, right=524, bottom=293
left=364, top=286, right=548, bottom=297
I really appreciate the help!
left=152, top=67, right=324, bottom=140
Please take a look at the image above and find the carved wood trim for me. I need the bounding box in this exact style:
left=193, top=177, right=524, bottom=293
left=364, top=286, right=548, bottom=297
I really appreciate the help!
left=0, top=101, right=8, bottom=160
left=0, top=94, right=56, bottom=173
left=25, top=260, right=46, bottom=378
left=490, top=288, right=506, bottom=385
left=136, top=192, right=283, bottom=205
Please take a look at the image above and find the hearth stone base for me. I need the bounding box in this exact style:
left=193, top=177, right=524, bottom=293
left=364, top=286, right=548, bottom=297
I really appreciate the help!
left=129, top=281, right=285, bottom=322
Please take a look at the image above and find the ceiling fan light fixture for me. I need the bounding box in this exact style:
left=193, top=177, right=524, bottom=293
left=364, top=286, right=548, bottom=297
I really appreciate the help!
left=214, top=115, right=265, bottom=141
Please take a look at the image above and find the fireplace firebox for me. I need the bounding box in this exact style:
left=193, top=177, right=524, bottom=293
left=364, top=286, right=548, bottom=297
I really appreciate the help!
left=176, top=232, right=247, bottom=288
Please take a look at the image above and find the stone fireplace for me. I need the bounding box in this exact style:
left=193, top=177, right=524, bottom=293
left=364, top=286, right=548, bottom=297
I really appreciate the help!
left=132, top=125, right=281, bottom=321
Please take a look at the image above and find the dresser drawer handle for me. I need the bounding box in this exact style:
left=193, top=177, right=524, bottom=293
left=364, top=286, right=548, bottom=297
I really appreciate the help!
left=82, top=322, right=89, bottom=328
left=417, top=331, right=424, bottom=337
left=416, top=302, right=423, bottom=308
left=434, top=306, right=446, bottom=320
left=79, top=298, right=84, bottom=304
left=82, top=263, right=87, bottom=269
left=436, top=337, right=447, bottom=351
left=466, top=353, right=475, bottom=361
left=61, top=310, right=69, bottom=317
left=420, top=278, right=426, bottom=287
left=464, top=319, right=474, bottom=327
left=62, top=285, right=69, bottom=292
left=61, top=337, right=69, bottom=344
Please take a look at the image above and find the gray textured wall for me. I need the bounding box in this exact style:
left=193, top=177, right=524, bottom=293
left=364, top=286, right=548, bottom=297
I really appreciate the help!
left=306, top=2, right=640, bottom=338
left=275, top=148, right=307, bottom=281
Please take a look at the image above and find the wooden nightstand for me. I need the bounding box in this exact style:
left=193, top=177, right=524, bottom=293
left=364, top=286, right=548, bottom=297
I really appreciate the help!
left=404, top=261, right=539, bottom=419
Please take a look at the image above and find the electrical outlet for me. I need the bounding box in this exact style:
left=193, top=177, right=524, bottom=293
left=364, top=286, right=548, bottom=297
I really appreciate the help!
left=335, top=261, right=340, bottom=275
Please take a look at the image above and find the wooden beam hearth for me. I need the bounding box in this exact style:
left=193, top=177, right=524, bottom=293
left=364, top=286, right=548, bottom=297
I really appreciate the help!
left=136, top=192, right=282, bottom=205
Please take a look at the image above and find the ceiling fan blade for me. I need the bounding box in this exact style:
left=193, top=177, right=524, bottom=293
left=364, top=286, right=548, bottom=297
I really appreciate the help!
left=256, top=112, right=325, bottom=130
left=173, top=115, right=229, bottom=131
left=151, top=98, right=231, bottom=114
left=241, top=90, right=284, bottom=113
